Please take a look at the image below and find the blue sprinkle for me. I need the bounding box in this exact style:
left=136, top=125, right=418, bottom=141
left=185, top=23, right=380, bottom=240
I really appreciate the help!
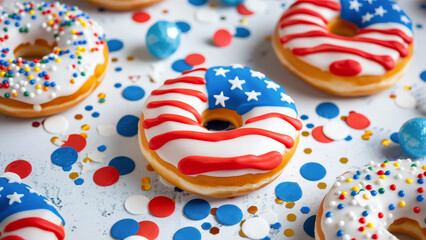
left=385, top=170, right=391, bottom=175
left=188, top=0, right=208, bottom=6
left=303, top=215, right=316, bottom=238
left=275, top=182, right=302, bottom=202
left=300, top=114, right=308, bottom=120
left=97, top=145, right=107, bottom=152
left=74, top=178, right=84, bottom=185
left=201, top=222, right=212, bottom=230
left=234, top=27, right=250, bottom=38
left=306, top=123, right=314, bottom=129
left=301, top=207, right=311, bottom=214
left=389, top=204, right=395, bottom=210
left=337, top=230, right=344, bottom=237
left=122, top=86, right=145, bottom=101
left=417, top=24, right=423, bottom=29
left=172, top=59, right=193, bottom=73
left=108, top=156, right=135, bottom=176
left=62, top=166, right=72, bottom=172
left=371, top=190, right=377, bottom=196
left=362, top=211, right=368, bottom=217
left=85, top=105, right=93, bottom=111
left=115, top=67, right=122, bottom=72
left=270, top=222, right=281, bottom=229
left=111, top=218, right=139, bottom=240
left=107, top=39, right=124, bottom=52
left=114, top=83, right=122, bottom=88
left=261, top=237, right=271, bottom=240
left=398, top=190, right=405, bottom=197
left=92, top=112, right=100, bottom=118
left=337, top=203, right=344, bottom=209
left=325, top=211, right=332, bottom=218
left=117, top=115, right=139, bottom=137
left=51, top=147, right=78, bottom=167
left=365, top=174, right=372, bottom=180
left=418, top=178, right=425, bottom=184
left=390, top=132, right=399, bottom=143
left=344, top=135, right=352, bottom=141
left=300, top=162, right=327, bottom=181
left=316, top=102, right=339, bottom=119
left=417, top=195, right=424, bottom=202
left=176, top=21, right=191, bottom=33
left=184, top=199, right=211, bottom=220
left=174, top=227, right=201, bottom=240
left=215, top=204, right=243, bottom=226
left=174, top=187, right=183, bottom=192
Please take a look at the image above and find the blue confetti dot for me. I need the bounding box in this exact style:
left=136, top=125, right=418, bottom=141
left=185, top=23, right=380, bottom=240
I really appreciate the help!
left=117, top=115, right=139, bottom=137
left=188, top=0, right=208, bottom=6
left=301, top=207, right=311, bottom=214
left=62, top=166, right=72, bottom=172
left=111, top=218, right=139, bottom=240
left=270, top=222, right=281, bottom=229
left=300, top=162, right=327, bottom=181
left=184, top=199, right=211, bottom=220
left=85, top=105, right=93, bottom=111
left=201, top=222, right=212, bottom=230
left=345, top=135, right=352, bottom=141
left=172, top=59, right=193, bottom=73
left=306, top=123, right=314, bottom=129
left=122, top=86, right=145, bottom=101
left=51, top=147, right=78, bottom=167
left=420, top=71, right=426, bottom=82
left=215, top=204, right=243, bottom=226
left=234, top=27, right=250, bottom=38
left=390, top=132, right=399, bottom=143
left=174, top=227, right=201, bottom=240
left=300, top=114, right=309, bottom=120
left=261, top=237, right=271, bottom=240
left=108, top=156, right=135, bottom=176
left=107, top=39, right=124, bottom=52
left=176, top=21, right=191, bottom=33
left=316, top=102, right=339, bottom=119
left=98, top=145, right=107, bottom=152
left=303, top=215, right=316, bottom=238
left=114, top=83, right=122, bottom=88
left=275, top=182, right=302, bottom=202
left=74, top=178, right=84, bottom=185
left=92, top=112, right=100, bottom=118
left=115, top=67, right=122, bottom=72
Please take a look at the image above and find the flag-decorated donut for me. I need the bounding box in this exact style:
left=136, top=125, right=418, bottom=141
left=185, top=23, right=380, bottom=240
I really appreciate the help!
left=84, top=0, right=163, bottom=11
left=0, top=2, right=108, bottom=118
left=0, top=173, right=65, bottom=240
left=139, top=65, right=302, bottom=198
left=273, top=0, right=413, bottom=96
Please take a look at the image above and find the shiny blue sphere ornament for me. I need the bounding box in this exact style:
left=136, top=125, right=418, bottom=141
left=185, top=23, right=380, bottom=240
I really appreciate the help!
left=146, top=21, right=181, bottom=59
left=399, top=118, right=426, bottom=158
left=221, top=0, right=244, bottom=5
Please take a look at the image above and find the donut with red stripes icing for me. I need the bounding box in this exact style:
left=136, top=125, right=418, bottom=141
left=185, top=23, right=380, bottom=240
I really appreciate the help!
left=274, top=0, right=413, bottom=96
left=0, top=173, right=65, bottom=240
left=139, top=65, right=302, bottom=196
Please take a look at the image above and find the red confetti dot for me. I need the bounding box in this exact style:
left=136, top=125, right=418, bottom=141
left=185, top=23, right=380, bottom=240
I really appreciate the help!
left=5, top=160, right=32, bottom=179
left=61, top=134, right=87, bottom=152
left=132, top=11, right=151, bottom=23
left=148, top=196, right=175, bottom=218
left=136, top=221, right=160, bottom=240
left=93, top=166, right=120, bottom=187
left=312, top=126, right=333, bottom=143
left=237, top=3, right=254, bottom=16
left=32, top=122, right=40, bottom=128
left=346, top=111, right=370, bottom=130
left=213, top=29, right=233, bottom=47
left=184, top=53, right=206, bottom=66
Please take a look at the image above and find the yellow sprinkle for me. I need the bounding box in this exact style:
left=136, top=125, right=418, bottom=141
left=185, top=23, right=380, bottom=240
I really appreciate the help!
left=422, top=165, right=426, bottom=170
left=394, top=162, right=400, bottom=168
left=81, top=124, right=90, bottom=131
left=34, top=67, right=40, bottom=72
left=381, top=139, right=391, bottom=146
left=285, top=202, right=295, bottom=208
left=48, top=20, right=54, bottom=26
left=55, top=58, right=61, bottom=63
left=399, top=201, right=405, bottom=207
left=36, top=84, right=42, bottom=89
left=141, top=183, right=151, bottom=191
left=301, top=131, right=310, bottom=137
left=8, top=59, right=13, bottom=63
left=406, top=178, right=413, bottom=184
left=71, top=29, right=77, bottom=34
left=366, top=223, right=374, bottom=229
left=404, top=85, right=411, bottom=90
left=241, top=19, right=248, bottom=24
left=27, top=75, right=33, bottom=80
left=361, top=135, right=370, bottom=140
left=43, top=86, right=49, bottom=92
left=284, top=229, right=295, bottom=237
left=287, top=214, right=297, bottom=222
left=81, top=47, right=86, bottom=52
left=24, top=67, right=30, bottom=71
left=69, top=172, right=79, bottom=180
left=0, top=72, right=5, bottom=77
left=363, top=193, right=370, bottom=200
left=317, top=182, right=327, bottom=189
left=340, top=116, right=347, bottom=121
left=29, top=10, right=34, bottom=15
left=365, top=130, right=373, bottom=135
left=304, top=148, right=312, bottom=154
left=76, top=51, right=81, bottom=56
left=352, top=186, right=359, bottom=192
left=80, top=133, right=88, bottom=138
left=346, top=178, right=352, bottom=183
left=50, top=137, right=59, bottom=143
left=12, top=92, right=17, bottom=98
left=247, top=206, right=258, bottom=214
left=83, top=157, right=92, bottom=163
left=340, top=157, right=348, bottom=164
left=379, top=175, right=386, bottom=180
left=275, top=198, right=284, bottom=204
left=141, top=177, right=150, bottom=184
left=342, top=191, right=347, bottom=196
left=98, top=93, right=106, bottom=98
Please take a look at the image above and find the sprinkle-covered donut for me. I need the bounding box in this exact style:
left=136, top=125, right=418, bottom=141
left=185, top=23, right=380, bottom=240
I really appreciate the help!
left=0, top=2, right=108, bottom=118
left=84, top=0, right=163, bottom=11
left=316, top=159, right=425, bottom=240
left=139, top=65, right=302, bottom=197
left=273, top=0, right=413, bottom=96
left=0, top=173, right=65, bottom=240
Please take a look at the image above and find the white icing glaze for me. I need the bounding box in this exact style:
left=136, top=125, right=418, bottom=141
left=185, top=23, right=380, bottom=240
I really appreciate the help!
left=142, top=67, right=300, bottom=177
left=277, top=0, right=413, bottom=76
left=0, top=2, right=106, bottom=106
left=320, top=159, right=426, bottom=239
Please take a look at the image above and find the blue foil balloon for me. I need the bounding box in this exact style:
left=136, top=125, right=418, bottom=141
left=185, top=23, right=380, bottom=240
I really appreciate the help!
left=221, top=0, right=244, bottom=5
left=146, top=21, right=181, bottom=59
left=399, top=118, right=426, bottom=158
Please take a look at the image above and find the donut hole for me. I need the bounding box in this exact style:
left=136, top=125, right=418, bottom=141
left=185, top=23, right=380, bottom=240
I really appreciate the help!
left=202, top=108, right=242, bottom=131
left=13, top=39, right=57, bottom=61
left=388, top=218, right=425, bottom=240
left=328, top=17, right=358, bottom=37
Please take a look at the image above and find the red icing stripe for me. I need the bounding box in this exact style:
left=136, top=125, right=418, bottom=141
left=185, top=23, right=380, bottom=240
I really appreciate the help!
left=146, top=100, right=202, bottom=123
left=0, top=236, right=25, bottom=240
left=357, top=28, right=413, bottom=44
left=281, top=30, right=408, bottom=57
left=143, top=114, right=201, bottom=129
left=151, top=89, right=208, bottom=102
left=245, top=113, right=303, bottom=131
left=148, top=128, right=295, bottom=150
left=292, top=44, right=395, bottom=70
left=182, top=68, right=208, bottom=75
left=280, top=9, right=328, bottom=24
left=4, top=218, right=65, bottom=240
left=330, top=59, right=362, bottom=77
left=178, top=151, right=283, bottom=175
left=164, top=76, right=206, bottom=85
left=290, top=0, right=341, bottom=10
left=280, top=19, right=326, bottom=29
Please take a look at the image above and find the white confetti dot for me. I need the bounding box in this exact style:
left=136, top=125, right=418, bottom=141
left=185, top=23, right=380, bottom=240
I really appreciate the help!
left=195, top=8, right=219, bottom=24
left=395, top=90, right=416, bottom=108
left=43, top=115, right=69, bottom=134
left=96, top=125, right=117, bottom=137
left=124, top=236, right=148, bottom=240
left=258, top=210, right=278, bottom=224
left=125, top=195, right=150, bottom=215
left=241, top=217, right=270, bottom=239
left=323, top=120, right=349, bottom=141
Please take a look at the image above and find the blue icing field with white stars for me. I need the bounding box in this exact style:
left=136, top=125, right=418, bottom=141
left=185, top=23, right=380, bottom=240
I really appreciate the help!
left=340, top=0, right=412, bottom=30
left=205, top=65, right=297, bottom=115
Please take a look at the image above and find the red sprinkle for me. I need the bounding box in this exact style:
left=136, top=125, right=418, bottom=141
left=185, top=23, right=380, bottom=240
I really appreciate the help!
left=418, top=187, right=424, bottom=193
left=148, top=196, right=175, bottom=218
left=372, top=234, right=378, bottom=239
left=132, top=11, right=151, bottom=23
left=5, top=160, right=32, bottom=179
left=237, top=3, right=254, bottom=16
left=93, top=166, right=120, bottom=187
left=414, top=207, right=420, bottom=213
left=32, top=121, right=40, bottom=128
left=359, top=218, right=366, bottom=224
left=136, top=221, right=160, bottom=240
left=377, top=170, right=384, bottom=175
left=366, top=184, right=372, bottom=190
left=390, top=184, right=396, bottom=191
left=378, top=212, right=384, bottom=218
left=312, top=126, right=334, bottom=143
left=358, top=226, right=364, bottom=232
left=61, top=134, right=87, bottom=152
left=213, top=29, right=233, bottom=47
left=346, top=111, right=370, bottom=130
left=184, top=53, right=206, bottom=66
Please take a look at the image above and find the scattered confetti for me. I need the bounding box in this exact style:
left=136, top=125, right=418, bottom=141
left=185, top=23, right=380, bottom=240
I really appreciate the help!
left=303, top=215, right=316, bottom=238
left=136, top=221, right=160, bottom=240
left=237, top=3, right=254, bottom=16
left=93, top=166, right=120, bottom=187
left=184, top=53, right=205, bottom=66
left=316, top=102, right=339, bottom=119
left=346, top=111, right=370, bottom=129
left=390, top=132, right=399, bottom=143
left=97, top=125, right=117, bottom=137
left=300, top=207, right=311, bottom=214
left=61, top=134, right=87, bottom=152
left=123, top=86, right=145, bottom=101
left=188, top=0, right=208, bottom=6
left=300, top=162, right=326, bottom=181
left=234, top=27, right=250, bottom=38
left=312, top=126, right=333, bottom=143
left=247, top=206, right=258, bottom=214
left=172, top=59, right=193, bottom=72
left=5, top=160, right=32, bottom=179
left=284, top=228, right=295, bottom=237
left=51, top=147, right=78, bottom=168
left=43, top=115, right=69, bottom=134
left=111, top=218, right=140, bottom=240
left=176, top=21, right=191, bottom=33
left=259, top=210, right=278, bottom=224
left=149, top=196, right=176, bottom=218
left=117, top=115, right=139, bottom=137
left=195, top=8, right=219, bottom=23
left=213, top=29, right=233, bottom=47
left=275, top=182, right=302, bottom=202
left=183, top=199, right=211, bottom=220
left=174, top=227, right=201, bottom=240
left=125, top=195, right=150, bottom=215
left=395, top=90, right=416, bottom=108
left=241, top=217, right=269, bottom=239
left=132, top=11, right=151, bottom=23
left=107, top=39, right=124, bottom=52
left=108, top=156, right=135, bottom=175
left=201, top=222, right=212, bottom=230
left=322, top=120, right=349, bottom=141
left=216, top=204, right=243, bottom=226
